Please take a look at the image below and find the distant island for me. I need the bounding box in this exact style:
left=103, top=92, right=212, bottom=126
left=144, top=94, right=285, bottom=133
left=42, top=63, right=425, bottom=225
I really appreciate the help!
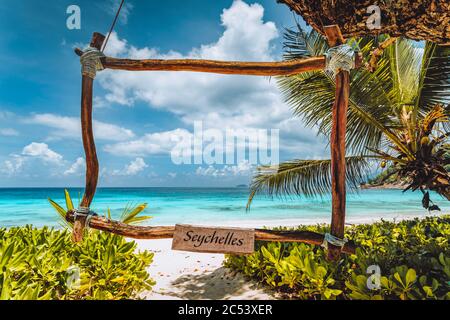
left=236, top=184, right=248, bottom=188
left=361, top=168, right=408, bottom=190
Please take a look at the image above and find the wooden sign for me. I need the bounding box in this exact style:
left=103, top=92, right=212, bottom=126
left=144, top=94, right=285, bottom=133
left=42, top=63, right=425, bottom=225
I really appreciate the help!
left=172, top=224, right=255, bottom=254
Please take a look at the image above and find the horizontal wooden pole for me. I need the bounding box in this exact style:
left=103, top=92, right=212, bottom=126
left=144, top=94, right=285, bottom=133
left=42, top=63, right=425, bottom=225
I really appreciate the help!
left=66, top=211, right=356, bottom=254
left=100, top=56, right=326, bottom=76
left=74, top=48, right=325, bottom=76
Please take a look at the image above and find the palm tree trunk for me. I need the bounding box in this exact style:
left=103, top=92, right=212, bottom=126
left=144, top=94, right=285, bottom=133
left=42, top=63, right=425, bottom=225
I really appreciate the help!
left=278, top=0, right=450, bottom=44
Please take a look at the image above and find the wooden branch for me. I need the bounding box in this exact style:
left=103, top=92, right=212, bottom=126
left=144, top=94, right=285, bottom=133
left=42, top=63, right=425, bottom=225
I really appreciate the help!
left=75, top=46, right=325, bottom=76
left=101, top=56, right=326, bottom=76
left=73, top=32, right=105, bottom=243
left=324, top=25, right=345, bottom=47
left=324, top=25, right=349, bottom=261
left=65, top=211, right=356, bottom=254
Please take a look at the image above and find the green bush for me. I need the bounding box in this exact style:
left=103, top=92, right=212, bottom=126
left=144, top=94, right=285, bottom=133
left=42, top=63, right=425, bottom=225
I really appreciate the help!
left=225, top=216, right=450, bottom=300
left=0, top=226, right=154, bottom=300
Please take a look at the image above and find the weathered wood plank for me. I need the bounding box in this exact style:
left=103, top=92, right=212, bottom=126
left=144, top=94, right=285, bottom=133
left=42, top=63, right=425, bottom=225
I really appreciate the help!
left=172, top=225, right=255, bottom=254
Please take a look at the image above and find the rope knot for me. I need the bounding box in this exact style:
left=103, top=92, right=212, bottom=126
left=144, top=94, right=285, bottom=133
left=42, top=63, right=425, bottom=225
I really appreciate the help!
left=321, top=233, right=348, bottom=250
left=74, top=206, right=97, bottom=231
left=325, top=44, right=357, bottom=77
left=80, top=47, right=105, bottom=79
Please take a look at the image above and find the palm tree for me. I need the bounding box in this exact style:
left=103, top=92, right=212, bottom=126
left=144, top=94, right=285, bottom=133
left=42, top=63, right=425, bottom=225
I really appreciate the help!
left=247, top=24, right=450, bottom=209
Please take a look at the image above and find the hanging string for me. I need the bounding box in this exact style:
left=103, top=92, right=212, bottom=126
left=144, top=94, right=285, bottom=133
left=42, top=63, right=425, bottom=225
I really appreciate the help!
left=101, top=0, right=125, bottom=52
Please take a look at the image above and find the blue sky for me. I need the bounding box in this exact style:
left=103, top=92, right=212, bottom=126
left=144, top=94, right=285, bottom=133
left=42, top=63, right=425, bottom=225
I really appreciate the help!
left=0, top=0, right=329, bottom=187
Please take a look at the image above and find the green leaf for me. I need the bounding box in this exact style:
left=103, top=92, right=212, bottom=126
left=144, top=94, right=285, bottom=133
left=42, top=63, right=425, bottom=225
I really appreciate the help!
left=48, top=198, right=66, bottom=218
left=64, top=189, right=74, bottom=211
left=48, top=198, right=72, bottom=230
left=0, top=272, right=11, bottom=300
left=0, top=243, right=14, bottom=270
left=120, top=203, right=151, bottom=225
left=405, top=269, right=417, bottom=286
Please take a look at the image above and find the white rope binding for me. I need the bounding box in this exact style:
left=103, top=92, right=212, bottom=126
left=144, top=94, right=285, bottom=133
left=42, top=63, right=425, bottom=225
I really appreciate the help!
left=80, top=46, right=105, bottom=79
left=321, top=233, right=348, bottom=250
left=325, top=44, right=357, bottom=78
left=74, top=206, right=96, bottom=232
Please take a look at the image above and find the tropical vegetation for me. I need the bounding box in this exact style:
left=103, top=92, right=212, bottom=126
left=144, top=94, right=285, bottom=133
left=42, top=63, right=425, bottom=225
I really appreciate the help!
left=247, top=25, right=450, bottom=209
left=225, top=215, right=450, bottom=300
left=0, top=226, right=154, bottom=299
left=0, top=190, right=154, bottom=300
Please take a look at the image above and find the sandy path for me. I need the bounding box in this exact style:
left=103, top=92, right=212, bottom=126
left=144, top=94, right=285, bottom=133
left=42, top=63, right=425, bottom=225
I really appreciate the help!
left=136, top=239, right=277, bottom=300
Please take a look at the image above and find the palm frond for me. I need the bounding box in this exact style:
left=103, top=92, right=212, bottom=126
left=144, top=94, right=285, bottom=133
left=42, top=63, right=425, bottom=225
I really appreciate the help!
left=247, top=156, right=369, bottom=209
left=279, top=27, right=416, bottom=157
left=386, top=38, right=423, bottom=107
left=282, top=22, right=328, bottom=60
left=417, top=43, right=450, bottom=111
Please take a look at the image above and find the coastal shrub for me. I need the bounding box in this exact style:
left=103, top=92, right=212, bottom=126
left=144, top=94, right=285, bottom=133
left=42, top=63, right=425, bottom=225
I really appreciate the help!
left=224, top=216, right=450, bottom=300
left=0, top=190, right=155, bottom=300
left=0, top=226, right=154, bottom=300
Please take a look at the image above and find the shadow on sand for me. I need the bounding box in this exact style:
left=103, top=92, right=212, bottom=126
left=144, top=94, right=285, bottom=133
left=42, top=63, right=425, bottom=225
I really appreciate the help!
left=153, top=267, right=275, bottom=300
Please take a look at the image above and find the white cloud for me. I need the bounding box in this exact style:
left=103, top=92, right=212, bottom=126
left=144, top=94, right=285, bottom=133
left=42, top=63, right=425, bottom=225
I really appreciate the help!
left=97, top=1, right=283, bottom=127
left=64, top=157, right=85, bottom=176
left=1, top=142, right=65, bottom=177
left=112, top=157, right=148, bottom=176
left=22, top=142, right=63, bottom=164
left=0, top=128, right=19, bottom=136
left=124, top=157, right=148, bottom=175
left=26, top=113, right=135, bottom=141
left=97, top=0, right=326, bottom=159
left=105, top=0, right=133, bottom=25
left=196, top=160, right=253, bottom=177
left=0, top=155, right=25, bottom=176
left=104, top=128, right=191, bottom=156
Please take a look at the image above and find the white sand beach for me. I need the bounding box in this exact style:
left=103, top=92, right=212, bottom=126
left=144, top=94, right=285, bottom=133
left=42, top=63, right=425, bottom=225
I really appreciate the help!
left=137, top=239, right=278, bottom=300
left=136, top=212, right=446, bottom=300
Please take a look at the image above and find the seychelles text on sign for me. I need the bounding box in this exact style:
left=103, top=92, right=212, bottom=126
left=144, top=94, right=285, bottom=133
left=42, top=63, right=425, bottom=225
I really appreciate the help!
left=172, top=225, right=255, bottom=254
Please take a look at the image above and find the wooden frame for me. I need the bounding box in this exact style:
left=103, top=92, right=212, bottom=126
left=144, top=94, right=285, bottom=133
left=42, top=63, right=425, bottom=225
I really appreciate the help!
left=66, top=210, right=356, bottom=254
left=70, top=26, right=360, bottom=259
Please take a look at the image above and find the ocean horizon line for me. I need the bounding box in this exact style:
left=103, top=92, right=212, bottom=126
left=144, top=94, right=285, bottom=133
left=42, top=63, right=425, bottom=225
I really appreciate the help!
left=0, top=186, right=251, bottom=189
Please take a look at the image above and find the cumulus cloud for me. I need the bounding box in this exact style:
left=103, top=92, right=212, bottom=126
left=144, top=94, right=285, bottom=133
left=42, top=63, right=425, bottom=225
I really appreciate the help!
left=97, top=1, right=283, bottom=127
left=26, top=113, right=135, bottom=141
left=97, top=0, right=326, bottom=160
left=22, top=142, right=63, bottom=164
left=111, top=157, right=148, bottom=176
left=1, top=142, right=65, bottom=176
left=0, top=155, right=25, bottom=176
left=64, top=157, right=85, bottom=176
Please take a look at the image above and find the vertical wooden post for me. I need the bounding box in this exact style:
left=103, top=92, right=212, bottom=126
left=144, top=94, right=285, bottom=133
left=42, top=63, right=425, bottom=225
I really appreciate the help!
left=72, top=32, right=105, bottom=242
left=324, top=26, right=349, bottom=261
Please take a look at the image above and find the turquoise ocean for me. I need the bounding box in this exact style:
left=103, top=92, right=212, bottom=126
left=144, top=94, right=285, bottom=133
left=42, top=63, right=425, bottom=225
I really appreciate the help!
left=0, top=188, right=448, bottom=228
